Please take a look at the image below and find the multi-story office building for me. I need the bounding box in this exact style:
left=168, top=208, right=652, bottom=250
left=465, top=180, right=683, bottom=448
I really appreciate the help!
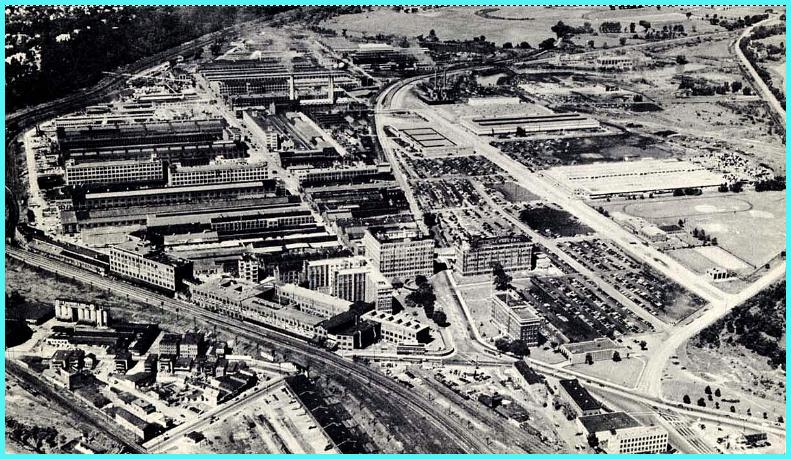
left=362, top=226, right=434, bottom=280
left=109, top=241, right=193, bottom=293
left=168, top=161, right=270, bottom=187
left=276, top=283, right=351, bottom=319
left=365, top=268, right=394, bottom=313
left=491, top=292, right=542, bottom=345
left=578, top=412, right=668, bottom=454
left=304, top=256, right=367, bottom=293
left=361, top=310, right=430, bottom=344
left=64, top=157, right=164, bottom=187
left=455, top=235, right=534, bottom=276
left=180, top=332, right=202, bottom=358
left=333, top=267, right=368, bottom=303
left=238, top=255, right=259, bottom=283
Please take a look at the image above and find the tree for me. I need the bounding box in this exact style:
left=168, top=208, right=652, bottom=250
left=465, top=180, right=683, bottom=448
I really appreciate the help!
left=683, top=394, right=691, bottom=404
left=743, top=86, right=753, bottom=96
left=519, top=41, right=531, bottom=49
left=697, top=398, right=706, bottom=407
left=730, top=405, right=736, bottom=413
left=612, top=351, right=622, bottom=362
left=619, top=37, right=627, bottom=46
left=509, top=340, right=530, bottom=356
left=639, top=340, right=648, bottom=351
left=639, top=20, right=652, bottom=31
left=686, top=12, right=693, bottom=19
left=629, top=22, right=636, bottom=33
left=502, top=42, right=513, bottom=49
left=715, top=388, right=721, bottom=397
left=495, top=337, right=511, bottom=353
left=415, top=275, right=428, bottom=287
left=492, top=262, right=512, bottom=291
left=704, top=385, right=712, bottom=395
left=731, top=81, right=743, bottom=93
left=585, top=353, right=594, bottom=365
left=432, top=309, right=447, bottom=326
left=538, top=38, right=556, bottom=50
left=676, top=55, right=688, bottom=65
left=515, top=126, right=526, bottom=137
left=587, top=40, right=595, bottom=49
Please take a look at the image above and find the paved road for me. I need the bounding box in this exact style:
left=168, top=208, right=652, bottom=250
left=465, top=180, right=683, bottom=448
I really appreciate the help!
left=733, top=17, right=786, bottom=125
left=147, top=377, right=286, bottom=452
left=8, top=247, right=554, bottom=453
left=7, top=360, right=147, bottom=453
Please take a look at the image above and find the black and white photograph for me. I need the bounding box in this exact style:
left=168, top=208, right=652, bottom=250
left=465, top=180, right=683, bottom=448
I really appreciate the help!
left=4, top=4, right=786, bottom=454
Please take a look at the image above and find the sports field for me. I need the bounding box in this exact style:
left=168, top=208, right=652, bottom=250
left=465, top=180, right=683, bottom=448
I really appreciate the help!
left=606, top=191, right=785, bottom=268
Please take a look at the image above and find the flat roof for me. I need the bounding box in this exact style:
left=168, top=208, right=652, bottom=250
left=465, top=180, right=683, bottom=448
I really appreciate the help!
left=561, top=337, right=621, bottom=354
left=579, top=412, right=641, bottom=433
left=545, top=159, right=725, bottom=196
left=86, top=181, right=265, bottom=199
left=559, top=379, right=602, bottom=412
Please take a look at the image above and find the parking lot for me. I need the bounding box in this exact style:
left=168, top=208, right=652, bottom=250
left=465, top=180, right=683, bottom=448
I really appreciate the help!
left=412, top=178, right=483, bottom=210
left=519, top=274, right=654, bottom=343
left=558, top=238, right=706, bottom=322
left=403, top=155, right=509, bottom=179
left=437, top=206, right=523, bottom=247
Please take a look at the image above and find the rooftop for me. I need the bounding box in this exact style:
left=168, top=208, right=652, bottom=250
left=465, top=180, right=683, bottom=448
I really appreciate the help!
left=561, top=337, right=621, bottom=355
left=579, top=411, right=641, bottom=434
left=558, top=379, right=602, bottom=412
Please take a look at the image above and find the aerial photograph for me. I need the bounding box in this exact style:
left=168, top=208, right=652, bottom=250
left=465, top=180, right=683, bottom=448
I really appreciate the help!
left=4, top=4, right=786, bottom=454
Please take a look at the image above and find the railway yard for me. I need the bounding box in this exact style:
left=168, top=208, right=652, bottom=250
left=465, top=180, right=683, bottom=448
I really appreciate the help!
left=5, top=5, right=787, bottom=455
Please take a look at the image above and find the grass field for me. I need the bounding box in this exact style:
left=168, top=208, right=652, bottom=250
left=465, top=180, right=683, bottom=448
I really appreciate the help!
left=606, top=191, right=785, bottom=268
left=320, top=6, right=757, bottom=48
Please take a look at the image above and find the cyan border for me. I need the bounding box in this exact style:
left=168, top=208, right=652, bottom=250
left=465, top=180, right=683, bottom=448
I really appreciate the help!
left=1, top=1, right=788, bottom=458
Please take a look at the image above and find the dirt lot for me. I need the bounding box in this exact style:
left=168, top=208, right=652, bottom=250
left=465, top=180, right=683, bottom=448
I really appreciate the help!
left=662, top=340, right=786, bottom=427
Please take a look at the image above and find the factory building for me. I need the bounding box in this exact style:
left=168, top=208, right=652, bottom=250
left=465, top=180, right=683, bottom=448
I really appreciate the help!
left=578, top=412, right=669, bottom=454
left=455, top=235, right=534, bottom=276
left=65, top=140, right=247, bottom=165
left=78, top=181, right=273, bottom=210
left=558, top=379, right=604, bottom=417
left=64, top=157, right=164, bottom=187
left=362, top=226, right=434, bottom=281
left=491, top=292, right=543, bottom=346
left=109, top=241, right=193, bottom=293
left=275, top=283, right=352, bottom=319
left=54, top=299, right=109, bottom=328
left=460, top=113, right=600, bottom=136
left=361, top=310, right=431, bottom=344
left=305, top=256, right=367, bottom=293
left=57, top=119, right=226, bottom=153
left=297, top=163, right=393, bottom=187
left=168, top=161, right=270, bottom=187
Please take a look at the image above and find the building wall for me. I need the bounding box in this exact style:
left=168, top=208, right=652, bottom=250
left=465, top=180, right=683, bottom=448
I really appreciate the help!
left=455, top=238, right=533, bottom=275
left=109, top=248, right=183, bottom=292
left=169, top=162, right=270, bottom=187
left=594, top=425, right=669, bottom=454
left=65, top=158, right=164, bottom=186
left=490, top=295, right=541, bottom=345
left=363, top=232, right=434, bottom=280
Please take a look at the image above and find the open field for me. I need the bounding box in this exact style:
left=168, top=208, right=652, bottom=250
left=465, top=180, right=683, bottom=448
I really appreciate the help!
left=661, top=341, right=786, bottom=428
left=569, top=356, right=646, bottom=389
left=320, top=6, right=757, bottom=48
left=605, top=191, right=785, bottom=268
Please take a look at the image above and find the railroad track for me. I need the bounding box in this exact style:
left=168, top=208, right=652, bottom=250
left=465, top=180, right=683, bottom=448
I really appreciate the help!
left=7, top=247, right=504, bottom=453
left=6, top=360, right=146, bottom=453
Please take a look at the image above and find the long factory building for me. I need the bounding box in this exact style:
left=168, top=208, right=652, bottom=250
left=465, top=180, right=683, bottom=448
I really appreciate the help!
left=460, top=112, right=600, bottom=135
left=455, top=235, right=534, bottom=276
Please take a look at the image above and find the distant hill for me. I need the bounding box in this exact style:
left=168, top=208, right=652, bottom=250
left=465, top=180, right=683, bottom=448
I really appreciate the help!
left=5, top=6, right=292, bottom=111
